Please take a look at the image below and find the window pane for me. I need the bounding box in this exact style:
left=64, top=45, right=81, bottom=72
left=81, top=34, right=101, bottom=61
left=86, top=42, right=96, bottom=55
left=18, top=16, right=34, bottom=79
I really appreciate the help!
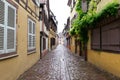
left=0, top=27, right=4, bottom=50
left=8, top=6, right=15, bottom=27
left=0, top=1, right=5, bottom=24
left=29, top=35, right=32, bottom=47
left=33, top=23, right=35, bottom=34
left=29, top=21, right=32, bottom=33
left=33, top=36, right=35, bottom=47
left=7, top=29, right=14, bottom=49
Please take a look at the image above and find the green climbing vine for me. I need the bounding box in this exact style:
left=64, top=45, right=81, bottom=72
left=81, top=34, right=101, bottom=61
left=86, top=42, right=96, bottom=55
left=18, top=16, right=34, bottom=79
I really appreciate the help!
left=70, top=0, right=119, bottom=44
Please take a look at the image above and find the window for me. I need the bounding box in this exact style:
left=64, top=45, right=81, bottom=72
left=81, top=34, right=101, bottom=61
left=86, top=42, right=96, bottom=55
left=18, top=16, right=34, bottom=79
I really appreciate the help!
left=0, top=1, right=16, bottom=54
left=101, top=22, right=120, bottom=51
left=28, top=19, right=36, bottom=50
left=91, top=19, right=120, bottom=52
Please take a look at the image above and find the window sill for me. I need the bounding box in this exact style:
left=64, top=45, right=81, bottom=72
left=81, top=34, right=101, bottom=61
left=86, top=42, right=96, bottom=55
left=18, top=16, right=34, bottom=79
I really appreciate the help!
left=91, top=48, right=120, bottom=54
left=0, top=54, right=18, bottom=61
left=27, top=49, right=36, bottom=55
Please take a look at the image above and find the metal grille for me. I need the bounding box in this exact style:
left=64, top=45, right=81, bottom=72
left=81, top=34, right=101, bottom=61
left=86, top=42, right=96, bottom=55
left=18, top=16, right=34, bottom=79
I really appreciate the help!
left=0, top=1, right=5, bottom=24
left=8, top=6, right=15, bottom=27
left=0, top=27, right=4, bottom=50
left=7, top=29, right=14, bottom=49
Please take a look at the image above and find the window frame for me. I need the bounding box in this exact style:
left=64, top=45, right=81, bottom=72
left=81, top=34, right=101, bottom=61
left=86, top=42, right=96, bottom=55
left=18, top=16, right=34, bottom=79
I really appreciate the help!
left=91, top=20, right=120, bottom=53
left=0, top=0, right=17, bottom=59
left=28, top=18, right=36, bottom=52
left=6, top=1, right=16, bottom=53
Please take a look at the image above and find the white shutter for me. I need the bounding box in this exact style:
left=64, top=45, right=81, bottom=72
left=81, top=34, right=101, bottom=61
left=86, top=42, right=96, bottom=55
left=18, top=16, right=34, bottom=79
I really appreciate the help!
left=0, top=1, right=5, bottom=25
left=0, top=1, right=5, bottom=54
left=33, top=22, right=35, bottom=48
left=28, top=19, right=34, bottom=50
left=6, top=4, right=16, bottom=53
left=28, top=20, right=31, bottom=49
left=28, top=19, right=36, bottom=50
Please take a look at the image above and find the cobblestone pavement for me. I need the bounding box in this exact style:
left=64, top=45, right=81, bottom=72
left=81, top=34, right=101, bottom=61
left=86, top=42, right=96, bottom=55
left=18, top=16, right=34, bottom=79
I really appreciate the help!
left=17, top=45, right=119, bottom=80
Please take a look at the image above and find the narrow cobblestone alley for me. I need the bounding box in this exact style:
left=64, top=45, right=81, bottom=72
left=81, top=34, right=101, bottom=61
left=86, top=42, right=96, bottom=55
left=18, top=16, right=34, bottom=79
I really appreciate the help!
left=17, top=45, right=118, bottom=80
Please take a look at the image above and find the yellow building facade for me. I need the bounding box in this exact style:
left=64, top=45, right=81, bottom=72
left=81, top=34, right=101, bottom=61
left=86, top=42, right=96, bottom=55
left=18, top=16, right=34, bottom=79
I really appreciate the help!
left=68, top=0, right=78, bottom=54
left=88, top=0, right=120, bottom=77
left=0, top=0, right=40, bottom=80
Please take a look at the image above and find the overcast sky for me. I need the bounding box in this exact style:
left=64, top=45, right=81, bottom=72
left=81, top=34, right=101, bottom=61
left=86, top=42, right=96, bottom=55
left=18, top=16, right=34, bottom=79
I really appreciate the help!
left=49, top=0, right=70, bottom=33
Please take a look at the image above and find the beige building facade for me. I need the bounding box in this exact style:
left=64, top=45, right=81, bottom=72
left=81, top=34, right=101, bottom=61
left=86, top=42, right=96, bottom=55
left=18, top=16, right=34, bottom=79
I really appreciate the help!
left=49, top=11, right=58, bottom=50
left=0, top=0, right=40, bottom=80
left=40, top=0, right=50, bottom=57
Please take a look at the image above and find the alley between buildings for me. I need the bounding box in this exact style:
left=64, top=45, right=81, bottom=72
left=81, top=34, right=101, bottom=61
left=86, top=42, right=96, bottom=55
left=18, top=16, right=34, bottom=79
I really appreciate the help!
left=17, top=45, right=118, bottom=80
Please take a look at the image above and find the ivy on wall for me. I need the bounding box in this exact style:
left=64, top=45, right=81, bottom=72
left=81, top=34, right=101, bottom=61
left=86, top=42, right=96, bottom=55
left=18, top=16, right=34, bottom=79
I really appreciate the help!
left=70, top=0, right=119, bottom=44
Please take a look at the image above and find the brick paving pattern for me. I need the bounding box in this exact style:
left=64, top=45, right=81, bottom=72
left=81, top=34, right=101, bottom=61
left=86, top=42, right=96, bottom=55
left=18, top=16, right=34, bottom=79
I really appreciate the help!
left=17, top=45, right=119, bottom=80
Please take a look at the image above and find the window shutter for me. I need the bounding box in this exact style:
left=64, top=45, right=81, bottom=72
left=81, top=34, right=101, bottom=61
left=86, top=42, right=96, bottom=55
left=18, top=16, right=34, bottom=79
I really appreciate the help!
left=28, top=20, right=32, bottom=49
left=28, top=19, right=36, bottom=50
left=29, top=20, right=32, bottom=34
left=91, top=27, right=100, bottom=50
left=102, top=23, right=120, bottom=51
left=8, top=6, right=15, bottom=27
left=0, top=1, right=5, bottom=25
left=0, top=1, right=5, bottom=53
left=33, top=23, right=35, bottom=48
left=6, top=5, right=16, bottom=53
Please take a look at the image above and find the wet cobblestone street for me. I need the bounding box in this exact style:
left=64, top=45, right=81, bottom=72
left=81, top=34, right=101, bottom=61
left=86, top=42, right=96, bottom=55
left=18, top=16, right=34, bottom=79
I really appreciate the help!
left=17, top=45, right=118, bottom=80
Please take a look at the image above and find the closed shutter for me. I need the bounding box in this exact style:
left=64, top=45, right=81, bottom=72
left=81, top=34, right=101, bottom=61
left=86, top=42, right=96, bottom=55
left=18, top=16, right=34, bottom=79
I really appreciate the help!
left=91, top=27, right=100, bottom=50
left=33, top=23, right=35, bottom=48
left=0, top=1, right=5, bottom=53
left=102, top=20, right=120, bottom=51
left=28, top=20, right=32, bottom=49
left=28, top=19, right=36, bottom=50
left=6, top=5, right=16, bottom=53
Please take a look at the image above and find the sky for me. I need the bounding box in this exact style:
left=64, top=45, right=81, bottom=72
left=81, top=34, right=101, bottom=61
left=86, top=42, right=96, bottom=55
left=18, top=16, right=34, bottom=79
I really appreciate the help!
left=49, top=0, right=70, bottom=33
